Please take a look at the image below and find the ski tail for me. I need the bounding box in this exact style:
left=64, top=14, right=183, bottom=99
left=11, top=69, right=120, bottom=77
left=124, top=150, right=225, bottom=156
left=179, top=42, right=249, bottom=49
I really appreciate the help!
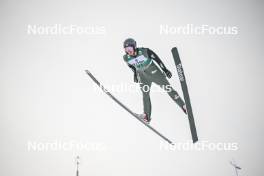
left=171, top=47, right=198, bottom=143
left=85, top=70, right=174, bottom=145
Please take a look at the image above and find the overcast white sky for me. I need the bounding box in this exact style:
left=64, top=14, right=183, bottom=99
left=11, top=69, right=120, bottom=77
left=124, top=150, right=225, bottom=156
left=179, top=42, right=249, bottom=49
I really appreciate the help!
left=0, top=0, right=263, bottom=175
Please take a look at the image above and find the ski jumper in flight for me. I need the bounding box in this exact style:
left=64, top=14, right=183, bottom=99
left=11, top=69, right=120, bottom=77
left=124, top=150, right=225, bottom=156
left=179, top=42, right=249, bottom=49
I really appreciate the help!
left=123, top=38, right=187, bottom=123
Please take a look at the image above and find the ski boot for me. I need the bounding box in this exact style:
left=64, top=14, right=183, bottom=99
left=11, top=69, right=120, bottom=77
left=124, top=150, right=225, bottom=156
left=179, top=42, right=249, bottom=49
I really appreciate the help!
left=135, top=113, right=151, bottom=124
left=181, top=105, right=187, bottom=114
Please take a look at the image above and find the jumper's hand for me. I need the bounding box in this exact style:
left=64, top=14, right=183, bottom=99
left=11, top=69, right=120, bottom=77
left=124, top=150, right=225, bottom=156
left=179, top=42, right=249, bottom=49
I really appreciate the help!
left=134, top=74, right=138, bottom=83
left=164, top=69, right=172, bottom=78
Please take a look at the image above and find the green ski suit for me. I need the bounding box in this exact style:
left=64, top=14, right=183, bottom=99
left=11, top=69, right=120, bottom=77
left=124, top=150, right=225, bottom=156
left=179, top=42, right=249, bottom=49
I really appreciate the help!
left=123, top=47, right=185, bottom=118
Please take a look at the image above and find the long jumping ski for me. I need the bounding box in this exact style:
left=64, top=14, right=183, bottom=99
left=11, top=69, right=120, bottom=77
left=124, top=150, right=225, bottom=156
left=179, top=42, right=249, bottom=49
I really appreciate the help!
left=171, top=47, right=198, bottom=143
left=85, top=70, right=174, bottom=145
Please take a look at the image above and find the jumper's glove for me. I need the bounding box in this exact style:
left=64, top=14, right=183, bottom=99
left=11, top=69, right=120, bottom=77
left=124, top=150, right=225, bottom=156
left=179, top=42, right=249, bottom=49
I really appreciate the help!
left=163, top=68, right=172, bottom=78
left=134, top=73, right=138, bottom=83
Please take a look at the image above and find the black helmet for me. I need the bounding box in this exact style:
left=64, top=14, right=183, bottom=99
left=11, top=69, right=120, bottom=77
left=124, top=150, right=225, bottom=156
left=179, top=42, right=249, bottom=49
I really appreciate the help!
left=123, top=38, right=137, bottom=48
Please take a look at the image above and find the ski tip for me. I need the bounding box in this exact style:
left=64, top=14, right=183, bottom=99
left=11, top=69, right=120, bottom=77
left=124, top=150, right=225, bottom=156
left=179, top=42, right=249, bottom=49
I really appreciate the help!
left=171, top=47, right=178, bottom=52
left=85, top=70, right=90, bottom=74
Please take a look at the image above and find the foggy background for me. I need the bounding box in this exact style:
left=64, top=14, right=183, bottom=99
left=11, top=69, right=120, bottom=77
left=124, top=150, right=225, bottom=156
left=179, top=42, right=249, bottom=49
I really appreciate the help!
left=0, top=0, right=263, bottom=175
